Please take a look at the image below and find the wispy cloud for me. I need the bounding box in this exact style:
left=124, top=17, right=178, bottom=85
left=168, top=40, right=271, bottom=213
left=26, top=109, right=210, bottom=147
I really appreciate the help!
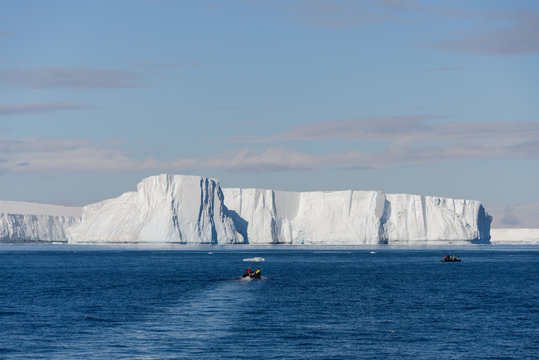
left=242, top=116, right=442, bottom=142
left=136, top=62, right=203, bottom=69
left=276, top=0, right=539, bottom=55
left=490, top=202, right=539, bottom=228
left=287, top=0, right=382, bottom=27
left=204, top=147, right=367, bottom=171
left=1, top=113, right=538, bottom=174
left=249, top=116, right=537, bottom=142
left=0, top=67, right=145, bottom=89
left=208, top=106, right=246, bottom=111
left=283, top=0, right=426, bottom=27
left=234, top=116, right=539, bottom=165
left=0, top=137, right=363, bottom=174
left=424, top=66, right=465, bottom=72
left=438, top=12, right=539, bottom=55
left=0, top=31, right=13, bottom=38
left=0, top=137, right=196, bottom=173
left=382, top=3, right=539, bottom=55
left=0, top=103, right=92, bottom=116
left=231, top=121, right=266, bottom=128
left=375, top=0, right=424, bottom=12
left=500, top=205, right=521, bottom=226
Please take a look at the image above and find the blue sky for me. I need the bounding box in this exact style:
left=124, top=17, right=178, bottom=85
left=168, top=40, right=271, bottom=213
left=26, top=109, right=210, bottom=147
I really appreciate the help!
left=1, top=0, right=538, bottom=227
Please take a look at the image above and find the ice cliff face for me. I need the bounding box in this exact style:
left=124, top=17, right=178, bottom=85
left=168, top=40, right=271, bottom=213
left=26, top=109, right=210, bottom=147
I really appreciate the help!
left=68, top=175, right=244, bottom=244
left=223, top=189, right=386, bottom=244
left=0, top=201, right=81, bottom=242
left=383, top=194, right=491, bottom=244
left=222, top=189, right=492, bottom=245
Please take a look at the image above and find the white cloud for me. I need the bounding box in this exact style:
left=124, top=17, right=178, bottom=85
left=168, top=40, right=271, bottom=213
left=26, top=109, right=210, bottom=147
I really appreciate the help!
left=287, top=0, right=382, bottom=27
left=241, top=116, right=539, bottom=164
left=0, top=103, right=91, bottom=116
left=0, top=138, right=173, bottom=173
left=1, top=114, right=538, bottom=175
left=266, top=0, right=539, bottom=55
left=204, top=147, right=366, bottom=171
left=438, top=12, right=539, bottom=56
left=0, top=67, right=144, bottom=89
left=0, top=137, right=364, bottom=174
left=490, top=202, right=539, bottom=228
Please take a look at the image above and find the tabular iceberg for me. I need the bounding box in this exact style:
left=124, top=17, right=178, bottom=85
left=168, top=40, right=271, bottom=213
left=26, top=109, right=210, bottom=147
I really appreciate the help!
left=68, top=175, right=244, bottom=244
left=490, top=228, right=539, bottom=245
left=0, top=201, right=81, bottom=242
left=222, top=188, right=492, bottom=245
left=1, top=174, right=492, bottom=244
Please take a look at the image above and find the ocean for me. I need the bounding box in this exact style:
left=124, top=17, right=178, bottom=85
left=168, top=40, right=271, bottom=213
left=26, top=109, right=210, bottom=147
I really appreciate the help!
left=0, top=246, right=537, bottom=359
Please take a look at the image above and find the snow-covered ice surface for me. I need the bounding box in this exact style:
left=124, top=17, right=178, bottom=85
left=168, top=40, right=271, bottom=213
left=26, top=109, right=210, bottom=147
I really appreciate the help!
left=490, top=228, right=539, bottom=245
left=0, top=201, right=81, bottom=242
left=68, top=175, right=243, bottom=244
left=0, top=201, right=82, bottom=217
left=223, top=188, right=492, bottom=245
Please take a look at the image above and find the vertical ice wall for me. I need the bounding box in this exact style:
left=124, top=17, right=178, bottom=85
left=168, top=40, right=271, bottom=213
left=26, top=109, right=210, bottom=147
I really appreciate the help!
left=0, top=214, right=79, bottom=242
left=68, top=175, right=244, bottom=244
left=223, top=188, right=278, bottom=243
left=0, top=201, right=81, bottom=242
left=223, top=188, right=491, bottom=244
left=223, top=189, right=389, bottom=244
left=382, top=194, right=491, bottom=244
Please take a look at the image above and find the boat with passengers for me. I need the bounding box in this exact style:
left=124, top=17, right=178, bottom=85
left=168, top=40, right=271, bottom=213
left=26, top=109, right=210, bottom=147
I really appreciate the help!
left=440, top=254, right=461, bottom=262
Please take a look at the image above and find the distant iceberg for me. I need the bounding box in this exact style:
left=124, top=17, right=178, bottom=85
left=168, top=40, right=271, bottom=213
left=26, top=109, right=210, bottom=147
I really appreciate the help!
left=243, top=257, right=265, bottom=262
left=490, top=228, right=539, bottom=245
left=0, top=200, right=81, bottom=242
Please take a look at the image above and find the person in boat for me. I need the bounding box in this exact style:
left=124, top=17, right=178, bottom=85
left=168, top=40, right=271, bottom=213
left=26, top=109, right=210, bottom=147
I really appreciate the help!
left=254, top=268, right=261, bottom=277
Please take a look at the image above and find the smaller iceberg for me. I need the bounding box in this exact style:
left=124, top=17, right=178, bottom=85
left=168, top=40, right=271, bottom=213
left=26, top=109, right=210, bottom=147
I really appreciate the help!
left=243, top=257, right=265, bottom=262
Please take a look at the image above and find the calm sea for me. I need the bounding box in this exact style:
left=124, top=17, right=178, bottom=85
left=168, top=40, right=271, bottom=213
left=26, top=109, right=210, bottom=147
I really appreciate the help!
left=0, top=246, right=537, bottom=359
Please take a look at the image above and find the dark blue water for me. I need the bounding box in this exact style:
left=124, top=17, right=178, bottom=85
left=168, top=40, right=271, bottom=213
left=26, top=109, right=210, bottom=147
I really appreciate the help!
left=0, top=246, right=537, bottom=359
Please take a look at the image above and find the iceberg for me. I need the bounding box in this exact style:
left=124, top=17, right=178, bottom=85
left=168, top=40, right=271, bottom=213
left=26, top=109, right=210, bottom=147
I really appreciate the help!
left=68, top=175, right=244, bottom=244
left=490, top=228, right=539, bottom=245
left=1, top=174, right=493, bottom=245
left=222, top=188, right=492, bottom=245
left=0, top=201, right=81, bottom=242
left=243, top=257, right=265, bottom=262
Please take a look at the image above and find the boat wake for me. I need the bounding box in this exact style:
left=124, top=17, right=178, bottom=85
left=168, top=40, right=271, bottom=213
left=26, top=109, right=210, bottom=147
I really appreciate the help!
left=239, top=275, right=266, bottom=282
